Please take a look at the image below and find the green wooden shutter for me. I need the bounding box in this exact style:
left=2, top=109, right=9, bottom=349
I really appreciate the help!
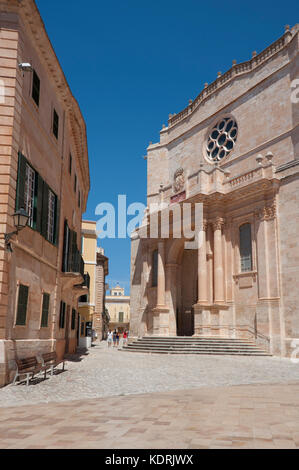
left=71, top=309, right=76, bottom=330
left=41, top=182, right=49, bottom=239
left=59, top=301, right=63, bottom=328
left=54, top=196, right=60, bottom=246
left=35, top=174, right=44, bottom=234
left=16, top=153, right=27, bottom=211
left=62, top=302, right=66, bottom=328
left=62, top=220, right=69, bottom=272
left=41, top=293, right=50, bottom=327
left=16, top=284, right=29, bottom=326
left=32, top=70, right=40, bottom=107
left=59, top=301, right=66, bottom=329
left=68, top=229, right=74, bottom=272
left=72, top=230, right=77, bottom=272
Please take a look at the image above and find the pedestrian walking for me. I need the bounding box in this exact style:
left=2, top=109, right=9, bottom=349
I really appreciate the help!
left=113, top=329, right=117, bottom=348
left=116, top=331, right=120, bottom=347
left=107, top=330, right=113, bottom=348
left=123, top=329, right=128, bottom=347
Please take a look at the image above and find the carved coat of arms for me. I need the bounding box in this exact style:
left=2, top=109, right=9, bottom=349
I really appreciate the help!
left=173, top=167, right=185, bottom=194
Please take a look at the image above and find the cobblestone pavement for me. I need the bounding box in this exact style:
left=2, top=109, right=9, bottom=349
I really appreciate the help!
left=0, top=383, right=299, bottom=449
left=1, top=342, right=299, bottom=449
left=0, top=341, right=299, bottom=407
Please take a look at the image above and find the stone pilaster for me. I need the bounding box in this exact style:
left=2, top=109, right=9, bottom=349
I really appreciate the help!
left=157, top=240, right=166, bottom=308
left=213, top=217, right=225, bottom=304
left=197, top=220, right=208, bottom=304
left=166, top=263, right=178, bottom=336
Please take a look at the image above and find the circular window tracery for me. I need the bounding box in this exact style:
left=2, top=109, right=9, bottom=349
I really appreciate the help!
left=206, top=117, right=238, bottom=162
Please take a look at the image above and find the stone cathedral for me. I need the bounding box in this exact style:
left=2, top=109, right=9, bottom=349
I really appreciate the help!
left=130, top=25, right=299, bottom=357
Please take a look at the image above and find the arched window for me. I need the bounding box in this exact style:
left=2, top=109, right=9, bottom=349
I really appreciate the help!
left=239, top=223, right=252, bottom=272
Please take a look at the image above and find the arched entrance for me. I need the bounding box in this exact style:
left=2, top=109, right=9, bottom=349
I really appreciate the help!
left=167, top=240, right=198, bottom=336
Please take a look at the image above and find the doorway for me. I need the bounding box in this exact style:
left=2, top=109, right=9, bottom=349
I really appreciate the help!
left=176, top=249, right=197, bottom=336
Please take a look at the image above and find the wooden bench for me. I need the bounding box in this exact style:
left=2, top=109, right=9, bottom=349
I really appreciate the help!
left=13, top=356, right=45, bottom=386
left=41, top=352, right=66, bottom=377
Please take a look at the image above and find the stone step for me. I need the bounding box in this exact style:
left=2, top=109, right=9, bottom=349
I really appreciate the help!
left=139, top=337, right=255, bottom=342
left=135, top=340, right=257, bottom=346
left=133, top=341, right=259, bottom=346
left=122, top=347, right=270, bottom=356
left=127, top=344, right=268, bottom=351
left=122, top=336, right=270, bottom=356
left=126, top=344, right=267, bottom=351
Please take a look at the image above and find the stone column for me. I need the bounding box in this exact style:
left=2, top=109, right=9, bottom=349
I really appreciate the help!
left=197, top=220, right=208, bottom=304
left=157, top=240, right=166, bottom=307
left=213, top=217, right=225, bottom=304
left=166, top=263, right=178, bottom=336
left=153, top=240, right=169, bottom=336
left=256, top=202, right=281, bottom=355
left=139, top=244, right=149, bottom=337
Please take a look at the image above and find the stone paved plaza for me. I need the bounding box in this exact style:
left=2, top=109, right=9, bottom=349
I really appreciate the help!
left=0, top=342, right=299, bottom=448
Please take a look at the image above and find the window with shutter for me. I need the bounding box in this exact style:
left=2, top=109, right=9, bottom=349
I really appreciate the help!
left=119, top=312, right=124, bottom=323
left=59, top=301, right=66, bottom=329
left=54, top=196, right=60, bottom=246
left=16, top=153, right=27, bottom=212
left=32, top=70, right=40, bottom=107
left=16, top=284, right=29, bottom=326
left=71, top=309, right=76, bottom=330
left=24, top=163, right=36, bottom=228
left=240, top=224, right=253, bottom=272
left=35, top=174, right=44, bottom=233
left=41, top=293, right=50, bottom=328
left=62, top=220, right=70, bottom=272
left=47, top=190, right=56, bottom=243
left=16, top=153, right=60, bottom=244
left=53, top=109, right=59, bottom=139
left=41, top=182, right=49, bottom=239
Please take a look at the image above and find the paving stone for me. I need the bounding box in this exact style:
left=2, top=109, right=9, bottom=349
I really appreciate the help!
left=0, top=343, right=298, bottom=448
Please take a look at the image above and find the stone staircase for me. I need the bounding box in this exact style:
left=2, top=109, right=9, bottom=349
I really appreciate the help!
left=122, top=336, right=271, bottom=356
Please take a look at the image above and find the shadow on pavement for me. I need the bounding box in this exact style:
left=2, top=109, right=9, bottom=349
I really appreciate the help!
left=65, top=348, right=90, bottom=363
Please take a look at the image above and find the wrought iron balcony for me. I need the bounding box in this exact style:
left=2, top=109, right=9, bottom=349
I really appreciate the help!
left=82, top=272, right=90, bottom=289
left=71, top=250, right=84, bottom=276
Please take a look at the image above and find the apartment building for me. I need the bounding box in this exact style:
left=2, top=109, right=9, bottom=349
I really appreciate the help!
left=0, top=0, right=90, bottom=386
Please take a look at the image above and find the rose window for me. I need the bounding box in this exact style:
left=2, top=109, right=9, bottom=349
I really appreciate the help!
left=206, top=117, right=238, bottom=162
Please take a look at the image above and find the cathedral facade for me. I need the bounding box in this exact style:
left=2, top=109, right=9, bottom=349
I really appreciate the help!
left=130, top=25, right=299, bottom=357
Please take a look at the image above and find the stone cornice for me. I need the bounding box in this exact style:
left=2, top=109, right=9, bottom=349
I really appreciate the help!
left=0, top=0, right=90, bottom=208
left=167, top=25, right=298, bottom=129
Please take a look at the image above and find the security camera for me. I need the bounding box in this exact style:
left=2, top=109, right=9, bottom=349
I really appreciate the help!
left=18, top=63, right=33, bottom=72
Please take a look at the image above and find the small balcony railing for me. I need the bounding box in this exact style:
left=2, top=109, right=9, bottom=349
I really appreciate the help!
left=82, top=272, right=90, bottom=289
left=71, top=250, right=84, bottom=276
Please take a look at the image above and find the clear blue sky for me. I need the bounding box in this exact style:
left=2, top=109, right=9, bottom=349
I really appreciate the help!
left=36, top=0, right=297, bottom=294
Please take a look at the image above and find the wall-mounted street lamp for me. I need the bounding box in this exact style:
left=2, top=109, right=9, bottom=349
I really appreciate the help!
left=18, top=63, right=33, bottom=72
left=5, top=208, right=30, bottom=252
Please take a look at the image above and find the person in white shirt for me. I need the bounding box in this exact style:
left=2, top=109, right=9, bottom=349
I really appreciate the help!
left=107, top=330, right=113, bottom=347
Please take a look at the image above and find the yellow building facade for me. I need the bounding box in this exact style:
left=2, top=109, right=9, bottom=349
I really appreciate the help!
left=106, top=285, right=130, bottom=333
left=79, top=222, right=109, bottom=345
left=78, top=221, right=97, bottom=347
